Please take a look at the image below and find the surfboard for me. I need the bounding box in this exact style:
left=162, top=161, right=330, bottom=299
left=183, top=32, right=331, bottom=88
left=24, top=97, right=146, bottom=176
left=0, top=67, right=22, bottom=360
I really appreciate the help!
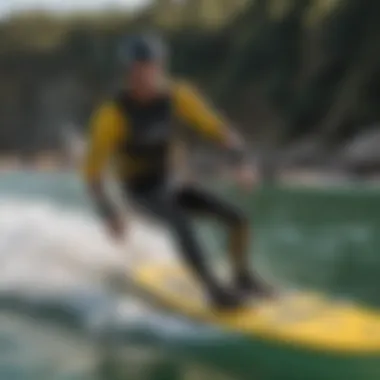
left=130, top=261, right=380, bottom=354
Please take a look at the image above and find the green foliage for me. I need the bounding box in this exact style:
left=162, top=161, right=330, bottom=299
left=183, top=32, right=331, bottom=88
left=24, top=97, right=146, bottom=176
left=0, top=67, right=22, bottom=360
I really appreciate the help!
left=0, top=0, right=379, bottom=152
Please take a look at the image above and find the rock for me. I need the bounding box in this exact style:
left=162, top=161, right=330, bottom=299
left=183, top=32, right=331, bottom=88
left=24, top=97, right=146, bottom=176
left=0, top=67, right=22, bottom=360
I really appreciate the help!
left=336, top=127, right=380, bottom=174
left=280, top=137, right=330, bottom=168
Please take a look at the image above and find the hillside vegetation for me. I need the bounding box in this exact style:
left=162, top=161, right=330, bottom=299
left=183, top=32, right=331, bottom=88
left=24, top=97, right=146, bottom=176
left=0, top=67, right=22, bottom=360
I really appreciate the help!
left=0, top=0, right=378, bottom=166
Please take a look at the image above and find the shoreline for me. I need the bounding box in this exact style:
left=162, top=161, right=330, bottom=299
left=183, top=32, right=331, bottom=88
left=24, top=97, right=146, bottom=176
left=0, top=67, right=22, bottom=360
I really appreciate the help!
left=1, top=154, right=379, bottom=187
left=0, top=154, right=75, bottom=172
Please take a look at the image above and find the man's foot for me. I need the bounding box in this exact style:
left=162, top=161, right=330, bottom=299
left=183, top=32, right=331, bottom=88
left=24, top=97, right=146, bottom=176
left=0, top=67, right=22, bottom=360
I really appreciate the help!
left=207, top=285, right=245, bottom=310
left=235, top=272, right=273, bottom=298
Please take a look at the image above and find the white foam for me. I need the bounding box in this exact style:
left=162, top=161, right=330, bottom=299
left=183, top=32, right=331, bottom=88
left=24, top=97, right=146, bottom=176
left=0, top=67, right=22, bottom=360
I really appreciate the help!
left=0, top=197, right=176, bottom=297
left=0, top=196, right=226, bottom=340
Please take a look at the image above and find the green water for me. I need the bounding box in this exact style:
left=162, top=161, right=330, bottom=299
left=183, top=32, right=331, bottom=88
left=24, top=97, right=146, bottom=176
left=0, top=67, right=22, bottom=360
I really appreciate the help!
left=0, top=171, right=380, bottom=380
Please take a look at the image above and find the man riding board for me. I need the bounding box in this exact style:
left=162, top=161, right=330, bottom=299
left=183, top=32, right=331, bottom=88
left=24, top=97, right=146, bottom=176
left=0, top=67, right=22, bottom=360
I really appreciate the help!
left=83, top=33, right=269, bottom=309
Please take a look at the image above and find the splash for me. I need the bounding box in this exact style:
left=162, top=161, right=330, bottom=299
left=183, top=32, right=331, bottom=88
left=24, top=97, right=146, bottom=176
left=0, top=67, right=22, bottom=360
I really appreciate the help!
left=0, top=196, right=226, bottom=342
left=0, top=197, right=177, bottom=296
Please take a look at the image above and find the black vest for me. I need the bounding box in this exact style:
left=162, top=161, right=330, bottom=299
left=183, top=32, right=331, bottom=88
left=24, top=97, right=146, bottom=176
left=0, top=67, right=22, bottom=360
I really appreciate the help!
left=115, top=91, right=174, bottom=183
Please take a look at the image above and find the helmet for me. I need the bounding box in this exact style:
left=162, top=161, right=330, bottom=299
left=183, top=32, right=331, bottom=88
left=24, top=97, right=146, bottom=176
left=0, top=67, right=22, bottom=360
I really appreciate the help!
left=118, top=33, right=167, bottom=66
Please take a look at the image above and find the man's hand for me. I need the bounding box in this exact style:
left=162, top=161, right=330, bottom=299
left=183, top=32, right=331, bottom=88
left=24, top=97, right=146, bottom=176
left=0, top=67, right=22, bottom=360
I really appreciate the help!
left=107, top=216, right=125, bottom=242
left=221, top=129, right=257, bottom=191
left=233, top=164, right=257, bottom=191
left=88, top=181, right=125, bottom=242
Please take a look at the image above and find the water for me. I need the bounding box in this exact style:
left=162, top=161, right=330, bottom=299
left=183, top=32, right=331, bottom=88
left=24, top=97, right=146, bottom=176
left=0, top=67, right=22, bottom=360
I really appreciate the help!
left=0, top=171, right=245, bottom=380
left=0, top=170, right=379, bottom=380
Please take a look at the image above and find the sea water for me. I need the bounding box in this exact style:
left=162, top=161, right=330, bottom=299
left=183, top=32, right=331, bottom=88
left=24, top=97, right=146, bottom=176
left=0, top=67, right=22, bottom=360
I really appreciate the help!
left=1, top=170, right=380, bottom=380
left=0, top=171, right=244, bottom=380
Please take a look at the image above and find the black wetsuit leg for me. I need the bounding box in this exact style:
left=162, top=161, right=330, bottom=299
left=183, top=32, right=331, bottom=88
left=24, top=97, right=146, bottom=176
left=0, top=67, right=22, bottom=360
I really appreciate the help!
left=126, top=178, right=244, bottom=307
left=175, top=185, right=246, bottom=226
left=127, top=179, right=219, bottom=288
left=176, top=185, right=268, bottom=296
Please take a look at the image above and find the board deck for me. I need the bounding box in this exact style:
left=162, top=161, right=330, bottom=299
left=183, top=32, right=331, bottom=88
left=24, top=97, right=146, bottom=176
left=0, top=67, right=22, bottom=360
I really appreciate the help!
left=130, top=262, right=380, bottom=354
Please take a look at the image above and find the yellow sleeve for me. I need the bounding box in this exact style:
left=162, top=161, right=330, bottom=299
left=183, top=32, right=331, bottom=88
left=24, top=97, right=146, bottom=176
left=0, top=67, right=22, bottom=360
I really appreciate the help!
left=82, top=102, right=125, bottom=182
left=173, top=82, right=227, bottom=143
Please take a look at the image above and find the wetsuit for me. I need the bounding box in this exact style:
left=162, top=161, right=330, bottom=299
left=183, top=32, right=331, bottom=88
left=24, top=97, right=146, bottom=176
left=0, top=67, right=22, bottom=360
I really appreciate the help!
left=83, top=81, right=248, bottom=302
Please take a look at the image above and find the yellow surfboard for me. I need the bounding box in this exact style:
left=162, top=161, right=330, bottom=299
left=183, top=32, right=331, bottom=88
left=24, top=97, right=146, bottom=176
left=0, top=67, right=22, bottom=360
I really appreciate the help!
left=131, top=262, right=380, bottom=354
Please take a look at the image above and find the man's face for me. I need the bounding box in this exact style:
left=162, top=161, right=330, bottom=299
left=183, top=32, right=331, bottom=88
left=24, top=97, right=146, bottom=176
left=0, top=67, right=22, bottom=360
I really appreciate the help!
left=128, top=61, right=162, bottom=94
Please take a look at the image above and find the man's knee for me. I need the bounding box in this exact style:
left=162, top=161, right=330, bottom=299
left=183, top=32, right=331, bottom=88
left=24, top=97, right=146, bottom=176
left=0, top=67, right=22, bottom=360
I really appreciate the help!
left=224, top=207, right=249, bottom=229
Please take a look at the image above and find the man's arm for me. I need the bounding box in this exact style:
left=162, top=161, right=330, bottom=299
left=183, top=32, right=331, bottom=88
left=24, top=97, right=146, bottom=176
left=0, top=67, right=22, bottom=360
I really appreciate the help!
left=83, top=102, right=125, bottom=236
left=173, top=82, right=248, bottom=164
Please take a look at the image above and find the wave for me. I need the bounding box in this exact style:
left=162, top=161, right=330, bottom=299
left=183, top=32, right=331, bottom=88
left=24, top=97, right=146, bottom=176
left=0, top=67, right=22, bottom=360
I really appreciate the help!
left=0, top=196, right=225, bottom=342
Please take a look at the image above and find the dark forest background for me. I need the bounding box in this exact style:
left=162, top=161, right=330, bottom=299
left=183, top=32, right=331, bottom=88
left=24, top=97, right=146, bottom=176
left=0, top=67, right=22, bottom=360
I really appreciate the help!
left=1, top=0, right=380, bottom=176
